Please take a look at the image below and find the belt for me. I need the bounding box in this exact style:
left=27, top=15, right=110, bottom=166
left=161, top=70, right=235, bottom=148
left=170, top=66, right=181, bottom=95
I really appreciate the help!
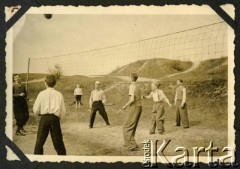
left=154, top=101, right=163, bottom=103
left=93, top=100, right=102, bottom=102
left=93, top=101, right=103, bottom=104
left=41, top=113, right=57, bottom=117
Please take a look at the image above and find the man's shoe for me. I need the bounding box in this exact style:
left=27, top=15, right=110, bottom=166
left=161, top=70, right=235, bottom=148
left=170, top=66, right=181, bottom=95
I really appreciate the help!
left=20, top=127, right=27, bottom=133
left=129, top=146, right=139, bottom=151
left=16, top=131, right=25, bottom=136
left=149, top=131, right=155, bottom=135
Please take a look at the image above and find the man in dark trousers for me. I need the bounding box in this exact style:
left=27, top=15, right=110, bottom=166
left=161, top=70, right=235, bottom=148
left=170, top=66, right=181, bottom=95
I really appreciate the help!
left=33, top=75, right=66, bottom=155
left=174, top=79, right=189, bottom=128
left=122, top=73, right=142, bottom=151
left=89, top=81, right=110, bottom=128
left=13, top=74, right=29, bottom=136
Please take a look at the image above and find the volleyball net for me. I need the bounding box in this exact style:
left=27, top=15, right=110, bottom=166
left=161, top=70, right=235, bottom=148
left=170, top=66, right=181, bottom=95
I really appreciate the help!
left=28, top=21, right=228, bottom=76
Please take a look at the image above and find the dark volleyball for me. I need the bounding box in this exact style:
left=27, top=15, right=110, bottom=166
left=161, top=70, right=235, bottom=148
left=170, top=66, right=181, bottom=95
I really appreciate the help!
left=44, top=14, right=52, bottom=19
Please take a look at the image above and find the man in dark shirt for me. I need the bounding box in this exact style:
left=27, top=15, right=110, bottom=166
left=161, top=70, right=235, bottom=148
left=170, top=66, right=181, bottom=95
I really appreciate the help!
left=13, top=74, right=29, bottom=136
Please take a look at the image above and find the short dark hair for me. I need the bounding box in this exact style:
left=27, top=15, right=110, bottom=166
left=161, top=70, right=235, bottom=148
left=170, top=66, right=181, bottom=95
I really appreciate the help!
left=152, top=81, right=161, bottom=88
left=130, top=73, right=138, bottom=81
left=13, top=74, right=20, bottom=82
left=13, top=74, right=20, bottom=79
left=177, top=79, right=183, bottom=83
left=14, top=74, right=20, bottom=77
left=45, top=75, right=56, bottom=87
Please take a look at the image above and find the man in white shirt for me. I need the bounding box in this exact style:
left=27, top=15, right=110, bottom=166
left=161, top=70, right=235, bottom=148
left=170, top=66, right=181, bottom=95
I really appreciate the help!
left=143, top=81, right=172, bottom=134
left=174, top=79, right=189, bottom=128
left=33, top=75, right=66, bottom=155
left=122, top=73, right=142, bottom=151
left=89, top=81, right=110, bottom=128
left=74, top=84, right=83, bottom=109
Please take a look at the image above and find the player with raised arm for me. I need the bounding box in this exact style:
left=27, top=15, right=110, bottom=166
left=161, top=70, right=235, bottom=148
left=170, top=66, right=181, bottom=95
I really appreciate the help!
left=142, top=81, right=172, bottom=135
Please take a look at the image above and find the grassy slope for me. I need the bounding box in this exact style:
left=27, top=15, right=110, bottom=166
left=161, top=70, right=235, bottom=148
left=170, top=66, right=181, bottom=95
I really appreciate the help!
left=167, top=57, right=227, bottom=81
left=109, top=58, right=193, bottom=78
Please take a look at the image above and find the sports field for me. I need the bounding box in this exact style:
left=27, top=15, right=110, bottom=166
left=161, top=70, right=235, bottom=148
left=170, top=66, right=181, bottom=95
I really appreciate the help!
left=13, top=58, right=228, bottom=156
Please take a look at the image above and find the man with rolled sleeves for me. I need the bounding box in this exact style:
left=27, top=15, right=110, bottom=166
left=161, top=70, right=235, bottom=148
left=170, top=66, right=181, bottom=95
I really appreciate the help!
left=143, top=81, right=172, bottom=134
left=89, top=81, right=110, bottom=128
left=122, top=73, right=142, bottom=151
left=174, top=79, right=189, bottom=128
left=33, top=75, right=66, bottom=155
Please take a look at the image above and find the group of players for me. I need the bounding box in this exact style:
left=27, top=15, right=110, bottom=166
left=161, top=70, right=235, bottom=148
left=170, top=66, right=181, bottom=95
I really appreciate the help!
left=12, top=73, right=189, bottom=154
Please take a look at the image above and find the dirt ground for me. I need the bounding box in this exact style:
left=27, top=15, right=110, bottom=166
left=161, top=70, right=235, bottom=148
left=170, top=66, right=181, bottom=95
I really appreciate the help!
left=12, top=104, right=227, bottom=156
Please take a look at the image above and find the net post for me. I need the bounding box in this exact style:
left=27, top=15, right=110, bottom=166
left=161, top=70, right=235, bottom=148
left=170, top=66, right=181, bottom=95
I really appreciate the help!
left=26, top=58, right=30, bottom=93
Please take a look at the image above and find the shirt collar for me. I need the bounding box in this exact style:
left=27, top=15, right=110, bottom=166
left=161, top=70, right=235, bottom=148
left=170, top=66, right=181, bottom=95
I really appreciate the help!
left=177, top=85, right=183, bottom=88
left=15, top=82, right=22, bottom=87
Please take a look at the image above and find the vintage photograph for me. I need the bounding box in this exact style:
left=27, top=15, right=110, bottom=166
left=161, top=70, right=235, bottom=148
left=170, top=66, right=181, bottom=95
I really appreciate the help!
left=11, top=13, right=228, bottom=158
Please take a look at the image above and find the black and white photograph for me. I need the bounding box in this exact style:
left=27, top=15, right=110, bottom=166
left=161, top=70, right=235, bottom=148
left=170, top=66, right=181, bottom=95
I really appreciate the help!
left=9, top=6, right=233, bottom=161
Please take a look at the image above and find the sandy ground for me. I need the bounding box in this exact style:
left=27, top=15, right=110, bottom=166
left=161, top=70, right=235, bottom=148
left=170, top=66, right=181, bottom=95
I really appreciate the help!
left=13, top=101, right=227, bottom=156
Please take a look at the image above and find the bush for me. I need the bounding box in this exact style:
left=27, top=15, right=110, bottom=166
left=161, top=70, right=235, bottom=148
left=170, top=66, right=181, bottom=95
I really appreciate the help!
left=48, top=64, right=63, bottom=80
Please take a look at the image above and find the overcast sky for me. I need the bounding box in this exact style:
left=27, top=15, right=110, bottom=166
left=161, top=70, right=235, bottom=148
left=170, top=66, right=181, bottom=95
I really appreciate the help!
left=13, top=14, right=225, bottom=75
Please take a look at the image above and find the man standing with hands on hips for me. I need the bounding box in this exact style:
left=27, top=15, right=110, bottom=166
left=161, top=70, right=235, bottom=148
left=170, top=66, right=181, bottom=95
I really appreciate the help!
left=122, top=73, right=142, bottom=151
left=33, top=75, right=67, bottom=155
left=174, top=79, right=189, bottom=128
left=89, top=81, right=110, bottom=129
